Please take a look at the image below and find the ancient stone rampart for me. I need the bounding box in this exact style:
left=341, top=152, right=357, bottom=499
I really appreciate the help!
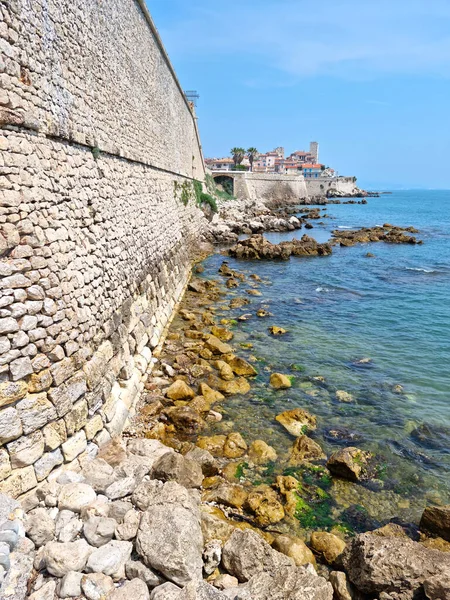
left=305, top=176, right=360, bottom=198
left=214, top=172, right=308, bottom=205
left=0, top=0, right=207, bottom=500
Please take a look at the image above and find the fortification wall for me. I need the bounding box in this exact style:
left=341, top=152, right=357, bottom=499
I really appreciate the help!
left=305, top=177, right=360, bottom=198
left=0, top=0, right=207, bottom=500
left=234, top=173, right=308, bottom=204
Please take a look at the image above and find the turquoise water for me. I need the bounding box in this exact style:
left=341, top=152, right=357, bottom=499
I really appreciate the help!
left=202, top=190, right=450, bottom=524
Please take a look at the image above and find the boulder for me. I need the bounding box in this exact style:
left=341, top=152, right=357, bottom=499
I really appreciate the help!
left=125, top=560, right=163, bottom=588
left=269, top=326, right=287, bottom=335
left=198, top=383, right=225, bottom=405
left=85, top=540, right=133, bottom=580
left=25, top=507, right=55, bottom=547
left=177, top=580, right=229, bottom=599
left=205, top=336, right=233, bottom=355
left=81, top=572, right=115, bottom=600
left=275, top=409, right=317, bottom=436
left=185, top=447, right=219, bottom=477
left=166, top=380, right=196, bottom=401
left=273, top=534, right=316, bottom=567
left=58, top=483, right=97, bottom=512
left=127, top=438, right=174, bottom=465
left=241, top=566, right=333, bottom=600
left=135, top=481, right=203, bottom=586
left=197, top=435, right=226, bottom=457
left=335, top=390, right=354, bottom=403
left=223, top=432, right=247, bottom=459
left=221, top=529, right=294, bottom=582
left=310, top=532, right=346, bottom=565
left=245, top=485, right=285, bottom=527
left=43, top=539, right=92, bottom=577
left=83, top=516, right=117, bottom=547
left=203, top=482, right=248, bottom=510
left=210, top=327, right=234, bottom=342
left=248, top=440, right=277, bottom=465
left=109, top=578, right=150, bottom=600
left=424, top=573, right=450, bottom=600
left=150, top=582, right=182, bottom=599
left=105, top=476, right=138, bottom=500
left=420, top=505, right=450, bottom=542
left=270, top=373, right=292, bottom=389
left=216, top=377, right=251, bottom=396
left=342, top=533, right=450, bottom=597
left=164, top=406, right=205, bottom=433
left=328, top=571, right=354, bottom=600
left=58, top=571, right=83, bottom=598
left=226, top=356, right=257, bottom=377
left=289, top=435, right=325, bottom=464
left=151, top=451, right=203, bottom=489
left=215, top=360, right=234, bottom=381
left=81, top=459, right=116, bottom=493
left=326, top=447, right=371, bottom=481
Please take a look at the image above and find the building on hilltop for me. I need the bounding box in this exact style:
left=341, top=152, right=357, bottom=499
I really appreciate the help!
left=302, top=163, right=324, bottom=178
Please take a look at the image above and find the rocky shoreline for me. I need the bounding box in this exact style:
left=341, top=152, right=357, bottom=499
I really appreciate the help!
left=2, top=199, right=447, bottom=600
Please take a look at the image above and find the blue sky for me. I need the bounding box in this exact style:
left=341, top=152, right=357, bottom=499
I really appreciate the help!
left=149, top=0, right=450, bottom=189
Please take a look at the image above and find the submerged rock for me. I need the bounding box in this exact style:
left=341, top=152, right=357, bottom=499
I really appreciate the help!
left=248, top=440, right=277, bottom=465
left=276, top=408, right=317, bottom=437
left=289, top=436, right=326, bottom=465
left=270, top=373, right=292, bottom=389
left=326, top=447, right=372, bottom=482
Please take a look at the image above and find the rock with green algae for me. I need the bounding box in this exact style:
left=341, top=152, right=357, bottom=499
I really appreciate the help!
left=289, top=435, right=326, bottom=465
left=210, top=326, right=234, bottom=341
left=275, top=408, right=317, bottom=437
left=326, top=447, right=372, bottom=482
left=248, top=440, right=277, bottom=465
left=245, top=485, right=285, bottom=527
left=270, top=373, right=292, bottom=389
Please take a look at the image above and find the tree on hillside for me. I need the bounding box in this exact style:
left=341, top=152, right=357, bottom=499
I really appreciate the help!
left=230, top=147, right=246, bottom=168
left=247, top=147, right=258, bottom=172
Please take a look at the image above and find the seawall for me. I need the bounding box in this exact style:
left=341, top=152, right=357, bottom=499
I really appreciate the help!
left=0, top=0, right=207, bottom=500
left=305, top=176, right=360, bottom=198
left=217, top=172, right=309, bottom=205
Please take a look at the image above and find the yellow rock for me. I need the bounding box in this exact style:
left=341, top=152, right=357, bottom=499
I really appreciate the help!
left=217, top=377, right=251, bottom=396
left=226, top=356, right=257, bottom=377
left=205, top=335, right=233, bottom=355
left=198, top=382, right=225, bottom=404
left=214, top=360, right=235, bottom=381
left=248, top=440, right=277, bottom=465
left=245, top=485, right=285, bottom=527
left=197, top=435, right=227, bottom=457
left=0, top=381, right=28, bottom=408
left=270, top=373, right=292, bottom=389
left=269, top=326, right=287, bottom=335
left=273, top=534, right=316, bottom=567
left=27, top=369, right=52, bottom=393
left=289, top=435, right=326, bottom=465
left=211, top=326, right=234, bottom=342
left=275, top=408, right=317, bottom=436
left=310, top=531, right=346, bottom=564
left=203, top=481, right=248, bottom=509
left=166, top=380, right=196, bottom=401
left=223, top=432, right=248, bottom=459
left=275, top=475, right=300, bottom=496
left=189, top=395, right=212, bottom=413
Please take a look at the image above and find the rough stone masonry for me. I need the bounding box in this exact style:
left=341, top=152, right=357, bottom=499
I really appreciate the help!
left=0, top=0, right=208, bottom=501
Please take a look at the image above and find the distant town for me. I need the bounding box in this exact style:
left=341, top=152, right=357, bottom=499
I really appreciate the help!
left=205, top=142, right=338, bottom=179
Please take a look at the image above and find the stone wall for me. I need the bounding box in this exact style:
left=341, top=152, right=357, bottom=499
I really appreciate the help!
left=217, top=172, right=308, bottom=205
left=0, top=0, right=207, bottom=500
left=305, top=177, right=360, bottom=198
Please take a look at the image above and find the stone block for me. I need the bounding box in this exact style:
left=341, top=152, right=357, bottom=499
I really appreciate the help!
left=34, top=448, right=64, bottom=481
left=50, top=357, right=77, bottom=386
left=43, top=419, right=67, bottom=450
left=0, top=407, right=23, bottom=444
left=48, top=372, right=87, bottom=417
left=85, top=415, right=103, bottom=441
left=0, top=449, right=11, bottom=481
left=0, top=465, right=37, bottom=498
left=83, top=342, right=114, bottom=390
left=16, top=392, right=57, bottom=434
left=65, top=400, right=88, bottom=436
left=62, top=430, right=87, bottom=462
left=7, top=431, right=44, bottom=468
left=27, top=369, right=52, bottom=393
left=9, top=356, right=34, bottom=381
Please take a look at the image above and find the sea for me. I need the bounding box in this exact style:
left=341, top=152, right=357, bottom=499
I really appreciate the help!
left=199, top=189, right=450, bottom=531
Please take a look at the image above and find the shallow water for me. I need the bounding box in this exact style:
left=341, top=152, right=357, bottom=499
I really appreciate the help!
left=200, top=190, right=450, bottom=528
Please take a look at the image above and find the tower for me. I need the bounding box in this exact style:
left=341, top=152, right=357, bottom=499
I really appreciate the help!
left=309, top=141, right=319, bottom=163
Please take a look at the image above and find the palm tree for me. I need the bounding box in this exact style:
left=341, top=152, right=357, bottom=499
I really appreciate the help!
left=230, top=147, right=246, bottom=169
left=247, top=147, right=258, bottom=172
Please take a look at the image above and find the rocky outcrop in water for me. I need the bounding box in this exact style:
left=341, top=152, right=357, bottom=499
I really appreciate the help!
left=332, top=224, right=422, bottom=246
left=229, top=234, right=332, bottom=260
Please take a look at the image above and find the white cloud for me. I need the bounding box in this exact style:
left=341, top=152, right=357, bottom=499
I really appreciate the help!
left=157, top=0, right=450, bottom=80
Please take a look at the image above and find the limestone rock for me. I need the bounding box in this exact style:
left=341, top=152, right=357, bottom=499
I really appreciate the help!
left=342, top=533, right=450, bottom=597
left=205, top=335, right=232, bottom=355
left=44, top=539, right=92, bottom=577
left=164, top=406, right=205, bottom=433
left=326, top=447, right=371, bottom=481
left=242, top=566, right=333, bottom=600
left=245, top=486, right=285, bottom=527
left=216, top=377, right=250, bottom=396
left=166, top=380, right=196, bottom=401
left=115, top=509, right=140, bottom=541
left=197, top=435, right=226, bottom=457
left=203, top=482, right=248, bottom=509
left=223, top=432, right=247, bottom=459
left=203, top=539, right=222, bottom=576
left=109, top=577, right=150, bottom=600
left=82, top=458, right=117, bottom=493
left=86, top=540, right=133, bottom=580
left=420, top=504, right=450, bottom=542
left=248, top=440, right=277, bottom=465
left=125, top=560, right=163, bottom=588
left=81, top=572, right=115, bottom=600
left=310, top=532, right=346, bottom=565
left=25, top=507, right=55, bottom=547
left=127, top=438, right=174, bottom=465
left=58, top=571, right=83, bottom=598
left=270, top=373, right=292, bottom=389
left=58, top=483, right=97, bottom=512
left=289, top=435, right=325, bottom=464
left=335, top=390, right=354, bottom=403
left=83, top=516, right=117, bottom=547
left=424, top=573, right=450, bottom=600
left=185, top=447, right=219, bottom=477
left=0, top=381, right=28, bottom=408
left=226, top=356, right=257, bottom=377
left=198, top=383, right=225, bottom=405
left=151, top=451, right=203, bottom=489
left=276, top=408, right=317, bottom=436
left=329, top=571, right=354, bottom=600
left=135, top=480, right=203, bottom=585
left=273, top=534, right=316, bottom=567
left=105, top=476, right=137, bottom=499
left=221, top=529, right=294, bottom=582
left=150, top=582, right=182, bottom=600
